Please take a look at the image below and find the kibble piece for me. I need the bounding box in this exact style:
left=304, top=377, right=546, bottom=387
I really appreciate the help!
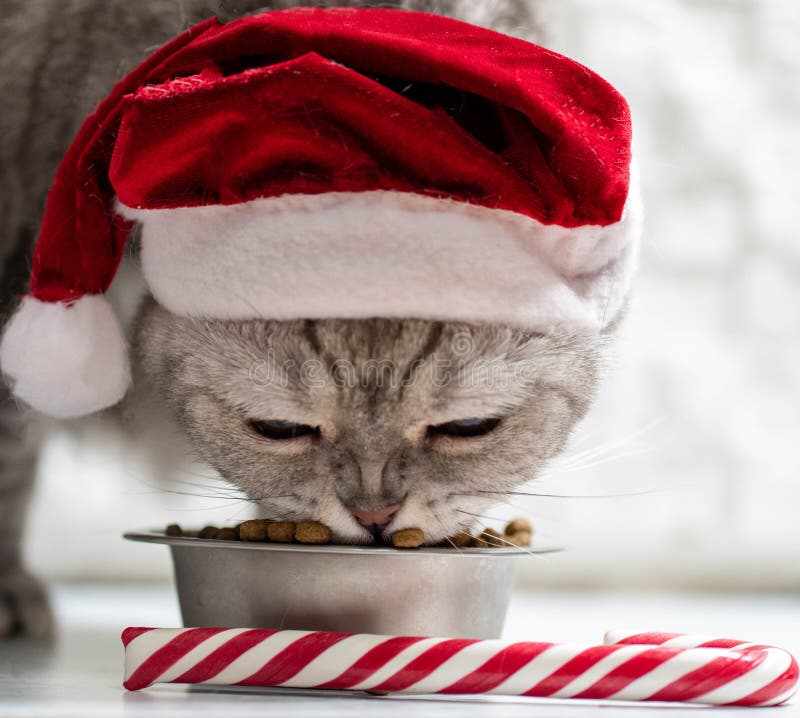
left=198, top=525, right=219, bottom=539
left=483, top=527, right=505, bottom=546
left=295, top=521, right=331, bottom=544
left=447, top=531, right=474, bottom=548
left=504, top=518, right=532, bottom=536
left=472, top=527, right=504, bottom=548
left=214, top=527, right=239, bottom=541
left=239, top=519, right=269, bottom=541
left=267, top=521, right=296, bottom=543
left=505, top=530, right=531, bottom=547
left=165, top=523, right=182, bottom=537
left=391, top=528, right=425, bottom=549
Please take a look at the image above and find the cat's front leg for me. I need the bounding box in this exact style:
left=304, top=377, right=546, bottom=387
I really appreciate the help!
left=0, top=389, right=51, bottom=638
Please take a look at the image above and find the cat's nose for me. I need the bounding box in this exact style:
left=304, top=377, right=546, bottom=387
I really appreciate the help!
left=347, top=504, right=401, bottom=531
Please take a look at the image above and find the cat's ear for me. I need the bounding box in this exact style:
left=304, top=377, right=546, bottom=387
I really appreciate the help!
left=0, top=295, right=130, bottom=418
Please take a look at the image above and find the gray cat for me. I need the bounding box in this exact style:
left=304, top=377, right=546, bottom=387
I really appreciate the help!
left=0, top=0, right=619, bottom=638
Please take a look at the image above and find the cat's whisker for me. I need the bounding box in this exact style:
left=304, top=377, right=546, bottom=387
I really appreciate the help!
left=171, top=467, right=232, bottom=482
left=468, top=482, right=700, bottom=499
left=123, top=464, right=243, bottom=497
left=126, top=475, right=297, bottom=504
left=167, top=499, right=257, bottom=512
left=424, top=503, right=471, bottom=547
left=455, top=508, right=507, bottom=522
left=555, top=442, right=644, bottom=470
left=448, top=492, right=568, bottom=536
left=554, top=447, right=650, bottom=474
left=552, top=420, right=662, bottom=472
left=222, top=503, right=259, bottom=523
left=168, top=477, right=249, bottom=495
left=453, top=488, right=621, bottom=499
left=473, top=522, right=551, bottom=563
left=443, top=535, right=465, bottom=555
left=125, top=487, right=251, bottom=500
left=469, top=488, right=672, bottom=499
left=246, top=495, right=297, bottom=503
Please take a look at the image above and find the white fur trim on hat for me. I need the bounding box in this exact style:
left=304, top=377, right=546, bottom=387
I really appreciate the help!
left=0, top=294, right=131, bottom=418
left=120, top=186, right=642, bottom=333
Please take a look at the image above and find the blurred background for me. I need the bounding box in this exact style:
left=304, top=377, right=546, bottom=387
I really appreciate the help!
left=22, top=0, right=800, bottom=589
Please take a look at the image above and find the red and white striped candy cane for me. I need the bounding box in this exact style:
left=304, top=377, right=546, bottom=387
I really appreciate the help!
left=122, top=627, right=798, bottom=706
left=604, top=630, right=799, bottom=707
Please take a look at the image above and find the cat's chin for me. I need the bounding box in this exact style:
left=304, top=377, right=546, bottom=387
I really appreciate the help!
left=323, top=513, right=443, bottom=546
left=322, top=502, right=459, bottom=547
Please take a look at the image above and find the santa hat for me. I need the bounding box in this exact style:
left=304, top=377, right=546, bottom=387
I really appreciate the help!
left=0, top=8, right=641, bottom=419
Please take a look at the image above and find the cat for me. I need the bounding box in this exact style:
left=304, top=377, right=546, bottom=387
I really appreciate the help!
left=0, top=0, right=618, bottom=638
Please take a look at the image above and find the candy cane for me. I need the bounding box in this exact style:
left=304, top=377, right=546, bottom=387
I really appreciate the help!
left=604, top=630, right=799, bottom=706
left=122, top=627, right=798, bottom=706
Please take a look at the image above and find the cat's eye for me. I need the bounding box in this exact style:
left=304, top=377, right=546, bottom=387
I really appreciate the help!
left=247, top=419, right=320, bottom=440
left=426, top=417, right=501, bottom=439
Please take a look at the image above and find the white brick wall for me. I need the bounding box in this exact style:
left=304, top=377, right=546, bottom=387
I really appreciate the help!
left=23, top=0, right=800, bottom=587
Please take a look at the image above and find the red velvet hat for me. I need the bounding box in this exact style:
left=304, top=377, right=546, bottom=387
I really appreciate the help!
left=0, top=8, right=641, bottom=418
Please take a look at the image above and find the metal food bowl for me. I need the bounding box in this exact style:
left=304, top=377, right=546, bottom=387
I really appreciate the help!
left=125, top=531, right=560, bottom=639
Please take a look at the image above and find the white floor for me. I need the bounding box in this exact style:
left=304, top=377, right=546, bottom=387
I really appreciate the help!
left=0, top=583, right=798, bottom=717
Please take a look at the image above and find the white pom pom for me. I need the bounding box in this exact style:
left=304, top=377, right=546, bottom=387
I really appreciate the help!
left=0, top=295, right=131, bottom=418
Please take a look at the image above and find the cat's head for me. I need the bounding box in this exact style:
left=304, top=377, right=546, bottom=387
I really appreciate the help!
left=133, top=296, right=609, bottom=543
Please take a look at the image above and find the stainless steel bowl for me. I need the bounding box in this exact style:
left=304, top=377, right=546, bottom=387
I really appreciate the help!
left=125, top=531, right=560, bottom=639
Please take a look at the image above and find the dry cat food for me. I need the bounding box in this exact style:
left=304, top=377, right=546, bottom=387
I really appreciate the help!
left=391, top=528, right=425, bottom=548
left=165, top=517, right=531, bottom=549
left=214, top=527, right=239, bottom=541
left=448, top=531, right=474, bottom=548
left=295, top=521, right=331, bottom=544
left=267, top=521, right=295, bottom=543
left=197, top=525, right=220, bottom=539
left=472, top=527, right=504, bottom=549
left=503, top=517, right=533, bottom=548
left=238, top=519, right=268, bottom=541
